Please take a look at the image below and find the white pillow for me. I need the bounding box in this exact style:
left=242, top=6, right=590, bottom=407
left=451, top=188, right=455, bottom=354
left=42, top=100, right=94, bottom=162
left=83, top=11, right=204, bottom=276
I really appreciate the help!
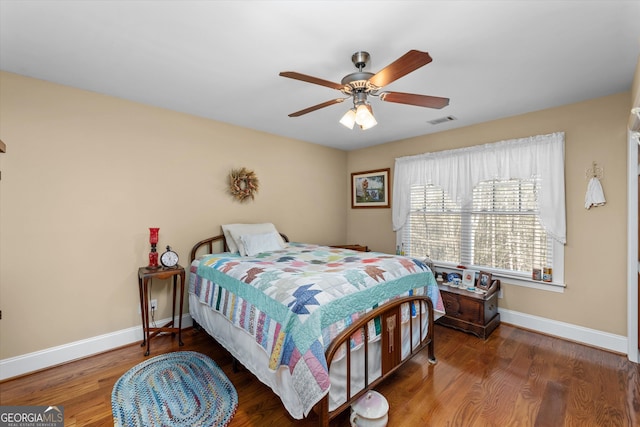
left=221, top=223, right=286, bottom=256
left=239, top=232, right=284, bottom=256
left=221, top=225, right=240, bottom=253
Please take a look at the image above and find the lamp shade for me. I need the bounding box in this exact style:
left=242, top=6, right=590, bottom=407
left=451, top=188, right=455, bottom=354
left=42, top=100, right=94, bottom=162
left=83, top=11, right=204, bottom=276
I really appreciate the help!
left=355, top=104, right=377, bottom=129
left=360, top=115, right=378, bottom=130
left=339, top=109, right=356, bottom=129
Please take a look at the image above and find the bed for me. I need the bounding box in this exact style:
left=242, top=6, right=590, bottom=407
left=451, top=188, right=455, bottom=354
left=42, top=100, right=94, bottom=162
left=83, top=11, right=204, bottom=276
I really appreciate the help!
left=188, top=224, right=444, bottom=426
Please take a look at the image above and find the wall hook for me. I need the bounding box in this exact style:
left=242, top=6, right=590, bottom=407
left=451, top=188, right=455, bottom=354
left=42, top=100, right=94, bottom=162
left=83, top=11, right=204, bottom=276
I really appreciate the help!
left=585, top=161, right=603, bottom=180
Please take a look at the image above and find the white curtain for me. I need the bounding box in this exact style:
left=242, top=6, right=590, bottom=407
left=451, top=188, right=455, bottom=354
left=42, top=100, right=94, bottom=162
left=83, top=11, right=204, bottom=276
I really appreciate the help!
left=392, top=132, right=566, bottom=244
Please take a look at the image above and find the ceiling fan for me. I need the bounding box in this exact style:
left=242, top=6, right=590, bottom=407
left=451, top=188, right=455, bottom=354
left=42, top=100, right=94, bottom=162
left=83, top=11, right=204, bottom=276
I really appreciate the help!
left=279, top=50, right=449, bottom=129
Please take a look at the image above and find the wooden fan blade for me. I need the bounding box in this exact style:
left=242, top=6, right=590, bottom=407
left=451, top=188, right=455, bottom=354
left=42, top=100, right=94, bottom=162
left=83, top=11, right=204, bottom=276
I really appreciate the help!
left=368, top=50, right=433, bottom=88
left=379, top=91, right=449, bottom=109
left=279, top=71, right=344, bottom=90
left=288, top=98, right=346, bottom=117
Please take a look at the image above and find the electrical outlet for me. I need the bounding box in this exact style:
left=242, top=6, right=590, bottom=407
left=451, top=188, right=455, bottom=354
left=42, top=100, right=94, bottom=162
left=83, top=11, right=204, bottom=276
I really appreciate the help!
left=498, top=289, right=503, bottom=299
left=137, top=299, right=159, bottom=314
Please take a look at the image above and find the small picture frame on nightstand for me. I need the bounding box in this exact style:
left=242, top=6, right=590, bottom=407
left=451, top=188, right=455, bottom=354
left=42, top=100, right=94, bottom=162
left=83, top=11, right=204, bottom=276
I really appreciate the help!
left=477, top=271, right=492, bottom=291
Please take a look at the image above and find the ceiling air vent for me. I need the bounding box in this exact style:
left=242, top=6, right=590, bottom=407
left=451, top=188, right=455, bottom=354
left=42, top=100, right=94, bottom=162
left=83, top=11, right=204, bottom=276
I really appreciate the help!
left=428, top=115, right=457, bottom=125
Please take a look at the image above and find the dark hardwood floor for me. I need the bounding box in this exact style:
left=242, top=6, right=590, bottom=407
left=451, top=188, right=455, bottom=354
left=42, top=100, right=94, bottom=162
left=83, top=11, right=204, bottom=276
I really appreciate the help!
left=1, top=323, right=639, bottom=426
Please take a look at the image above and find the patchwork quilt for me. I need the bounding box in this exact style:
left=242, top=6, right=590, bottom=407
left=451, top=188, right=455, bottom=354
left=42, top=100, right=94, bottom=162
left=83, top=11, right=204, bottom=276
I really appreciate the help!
left=189, top=243, right=443, bottom=415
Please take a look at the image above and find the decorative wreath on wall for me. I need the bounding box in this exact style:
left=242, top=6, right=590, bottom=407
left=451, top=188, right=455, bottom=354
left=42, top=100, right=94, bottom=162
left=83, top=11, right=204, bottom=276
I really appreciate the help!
left=228, top=167, right=259, bottom=202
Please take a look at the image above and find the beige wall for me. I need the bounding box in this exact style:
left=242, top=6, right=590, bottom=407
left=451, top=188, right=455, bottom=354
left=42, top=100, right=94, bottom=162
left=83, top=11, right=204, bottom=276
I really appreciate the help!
left=0, top=72, right=347, bottom=359
left=346, top=92, right=630, bottom=336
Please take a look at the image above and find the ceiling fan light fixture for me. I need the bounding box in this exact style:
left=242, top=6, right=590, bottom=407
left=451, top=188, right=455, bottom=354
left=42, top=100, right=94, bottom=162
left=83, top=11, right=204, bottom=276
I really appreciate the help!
left=360, top=116, right=378, bottom=130
left=339, top=108, right=356, bottom=129
left=355, top=104, right=377, bottom=129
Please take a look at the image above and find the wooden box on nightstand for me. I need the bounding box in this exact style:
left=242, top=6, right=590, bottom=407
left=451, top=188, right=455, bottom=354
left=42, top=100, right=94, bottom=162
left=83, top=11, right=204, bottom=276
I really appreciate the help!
left=436, top=280, right=500, bottom=339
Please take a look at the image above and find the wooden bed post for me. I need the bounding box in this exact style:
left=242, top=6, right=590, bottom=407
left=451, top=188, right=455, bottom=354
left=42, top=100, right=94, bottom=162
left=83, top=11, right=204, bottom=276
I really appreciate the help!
left=317, top=397, right=330, bottom=427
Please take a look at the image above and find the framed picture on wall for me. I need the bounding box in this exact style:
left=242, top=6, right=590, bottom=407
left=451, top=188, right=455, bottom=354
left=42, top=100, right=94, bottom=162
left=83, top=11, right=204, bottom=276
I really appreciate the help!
left=351, top=168, right=391, bottom=208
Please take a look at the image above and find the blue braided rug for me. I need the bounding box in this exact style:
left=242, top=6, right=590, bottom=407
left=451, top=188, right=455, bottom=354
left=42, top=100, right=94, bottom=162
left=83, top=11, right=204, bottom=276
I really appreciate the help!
left=112, top=351, right=238, bottom=427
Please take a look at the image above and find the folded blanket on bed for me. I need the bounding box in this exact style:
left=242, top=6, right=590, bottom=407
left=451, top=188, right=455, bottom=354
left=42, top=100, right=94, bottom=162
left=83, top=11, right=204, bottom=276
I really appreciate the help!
left=189, top=243, right=443, bottom=416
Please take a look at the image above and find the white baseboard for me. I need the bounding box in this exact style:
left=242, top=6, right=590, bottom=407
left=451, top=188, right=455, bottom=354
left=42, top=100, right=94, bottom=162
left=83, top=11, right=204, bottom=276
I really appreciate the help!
left=0, top=315, right=193, bottom=381
left=0, top=309, right=629, bottom=381
left=498, top=308, right=628, bottom=354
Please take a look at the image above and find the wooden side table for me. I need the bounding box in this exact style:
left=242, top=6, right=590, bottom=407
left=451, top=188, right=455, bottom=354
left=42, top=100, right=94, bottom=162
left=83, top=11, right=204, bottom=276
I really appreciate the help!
left=138, top=265, right=185, bottom=356
left=330, top=244, right=370, bottom=252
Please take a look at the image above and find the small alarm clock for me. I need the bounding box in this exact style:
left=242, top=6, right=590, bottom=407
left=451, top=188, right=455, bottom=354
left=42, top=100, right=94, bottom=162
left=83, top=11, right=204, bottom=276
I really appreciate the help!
left=160, top=245, right=179, bottom=268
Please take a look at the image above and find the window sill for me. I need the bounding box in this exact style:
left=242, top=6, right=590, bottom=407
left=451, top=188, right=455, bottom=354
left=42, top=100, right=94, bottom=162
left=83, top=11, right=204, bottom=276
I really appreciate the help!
left=434, top=264, right=566, bottom=293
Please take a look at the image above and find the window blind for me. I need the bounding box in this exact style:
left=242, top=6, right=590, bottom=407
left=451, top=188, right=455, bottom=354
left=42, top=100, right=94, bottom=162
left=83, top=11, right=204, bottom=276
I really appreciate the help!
left=470, top=179, right=549, bottom=273
left=403, top=178, right=551, bottom=276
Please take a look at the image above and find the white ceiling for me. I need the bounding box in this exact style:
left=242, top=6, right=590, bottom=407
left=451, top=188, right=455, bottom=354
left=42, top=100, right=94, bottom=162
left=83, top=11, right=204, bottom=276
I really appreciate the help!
left=1, top=1, right=639, bottom=151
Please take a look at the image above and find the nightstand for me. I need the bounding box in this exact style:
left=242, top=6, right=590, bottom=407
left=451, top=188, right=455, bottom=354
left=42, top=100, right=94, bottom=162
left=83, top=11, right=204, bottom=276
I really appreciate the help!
left=331, top=244, right=370, bottom=252
left=138, top=265, right=185, bottom=356
left=436, top=280, right=500, bottom=339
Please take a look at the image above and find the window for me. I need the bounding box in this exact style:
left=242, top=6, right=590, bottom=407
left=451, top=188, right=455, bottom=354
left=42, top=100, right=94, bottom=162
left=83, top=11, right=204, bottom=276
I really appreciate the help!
left=404, top=178, right=551, bottom=277
left=405, top=184, right=461, bottom=264
left=392, top=132, right=566, bottom=288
